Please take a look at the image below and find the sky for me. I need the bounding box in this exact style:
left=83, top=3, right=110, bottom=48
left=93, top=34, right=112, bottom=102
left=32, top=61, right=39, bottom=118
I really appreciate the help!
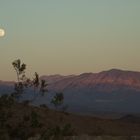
left=0, top=0, right=140, bottom=80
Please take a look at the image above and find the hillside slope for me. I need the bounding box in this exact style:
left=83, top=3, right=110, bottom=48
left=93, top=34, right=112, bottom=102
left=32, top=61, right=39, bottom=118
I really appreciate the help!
left=1, top=98, right=140, bottom=140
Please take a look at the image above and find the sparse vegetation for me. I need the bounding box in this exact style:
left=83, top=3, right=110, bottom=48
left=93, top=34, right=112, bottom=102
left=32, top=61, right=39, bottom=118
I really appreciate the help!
left=1, top=94, right=140, bottom=139
left=30, top=111, right=41, bottom=128
left=51, top=92, right=64, bottom=110
left=40, top=124, right=75, bottom=140
left=0, top=59, right=74, bottom=139
left=12, top=59, right=48, bottom=101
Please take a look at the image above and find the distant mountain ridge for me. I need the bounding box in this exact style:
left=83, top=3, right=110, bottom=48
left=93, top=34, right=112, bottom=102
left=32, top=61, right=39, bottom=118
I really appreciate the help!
left=41, top=69, right=140, bottom=92
left=1, top=69, right=140, bottom=114
left=1, top=68, right=140, bottom=87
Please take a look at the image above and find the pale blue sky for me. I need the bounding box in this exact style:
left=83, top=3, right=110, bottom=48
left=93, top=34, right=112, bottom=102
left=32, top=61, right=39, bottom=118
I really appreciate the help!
left=0, top=0, right=140, bottom=80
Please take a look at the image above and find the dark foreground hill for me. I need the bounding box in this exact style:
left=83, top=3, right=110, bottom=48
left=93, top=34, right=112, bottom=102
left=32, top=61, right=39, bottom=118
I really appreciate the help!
left=1, top=95, right=140, bottom=140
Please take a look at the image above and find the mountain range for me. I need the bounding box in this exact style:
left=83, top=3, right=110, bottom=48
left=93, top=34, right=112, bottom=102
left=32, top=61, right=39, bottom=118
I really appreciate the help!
left=41, top=69, right=140, bottom=91
left=1, top=69, right=140, bottom=115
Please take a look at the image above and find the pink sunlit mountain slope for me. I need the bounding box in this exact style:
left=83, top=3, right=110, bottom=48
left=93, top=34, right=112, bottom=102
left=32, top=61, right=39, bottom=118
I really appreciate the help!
left=1, top=69, right=140, bottom=114
left=41, top=69, right=140, bottom=92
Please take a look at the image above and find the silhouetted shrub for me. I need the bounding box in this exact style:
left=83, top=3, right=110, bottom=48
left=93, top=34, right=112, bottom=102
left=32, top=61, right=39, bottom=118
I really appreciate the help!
left=40, top=104, right=48, bottom=109
left=23, top=115, right=30, bottom=122
left=40, top=124, right=75, bottom=140
left=0, top=94, right=15, bottom=108
left=51, top=92, right=64, bottom=110
left=12, top=59, right=48, bottom=102
left=0, top=129, right=10, bottom=140
left=30, top=111, right=40, bottom=128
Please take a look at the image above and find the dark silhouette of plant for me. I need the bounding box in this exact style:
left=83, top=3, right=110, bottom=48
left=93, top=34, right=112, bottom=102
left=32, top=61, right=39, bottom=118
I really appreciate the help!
left=30, top=111, right=40, bottom=128
left=32, top=72, right=48, bottom=94
left=12, top=59, right=26, bottom=83
left=51, top=92, right=64, bottom=110
left=40, top=123, right=75, bottom=140
left=0, top=95, right=15, bottom=140
left=11, top=59, right=26, bottom=99
left=0, top=129, right=10, bottom=140
left=33, top=72, right=40, bottom=88
left=12, top=59, right=48, bottom=101
left=0, top=94, right=15, bottom=109
left=11, top=122, right=31, bottom=140
left=0, top=108, right=7, bottom=129
left=40, top=79, right=48, bottom=94
left=0, top=59, right=75, bottom=140
left=40, top=104, right=48, bottom=109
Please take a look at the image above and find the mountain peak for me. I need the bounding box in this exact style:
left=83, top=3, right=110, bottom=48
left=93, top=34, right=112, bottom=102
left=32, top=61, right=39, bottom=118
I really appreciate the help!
left=108, top=68, right=124, bottom=72
left=102, top=69, right=140, bottom=74
left=102, top=69, right=126, bottom=73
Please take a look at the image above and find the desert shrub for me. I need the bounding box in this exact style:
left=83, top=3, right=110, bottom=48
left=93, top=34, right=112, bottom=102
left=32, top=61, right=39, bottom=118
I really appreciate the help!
left=30, top=111, right=41, bottom=128
left=62, top=123, right=75, bottom=136
left=40, top=126, right=63, bottom=140
left=51, top=92, right=64, bottom=110
left=40, top=124, right=75, bottom=140
left=0, top=95, right=14, bottom=131
left=40, top=104, right=48, bottom=109
left=0, top=94, right=15, bottom=109
left=12, top=59, right=48, bottom=102
left=0, top=129, right=10, bottom=140
left=23, top=114, right=30, bottom=122
left=0, top=110, right=7, bottom=128
left=10, top=125, right=31, bottom=140
left=22, top=100, right=30, bottom=106
left=0, top=59, right=74, bottom=139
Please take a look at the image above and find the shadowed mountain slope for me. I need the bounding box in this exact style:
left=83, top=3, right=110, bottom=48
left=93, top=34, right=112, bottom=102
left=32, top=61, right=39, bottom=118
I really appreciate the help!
left=1, top=69, right=140, bottom=115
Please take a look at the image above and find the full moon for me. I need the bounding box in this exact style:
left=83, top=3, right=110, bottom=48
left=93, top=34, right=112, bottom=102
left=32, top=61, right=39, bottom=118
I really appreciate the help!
left=0, top=28, right=5, bottom=37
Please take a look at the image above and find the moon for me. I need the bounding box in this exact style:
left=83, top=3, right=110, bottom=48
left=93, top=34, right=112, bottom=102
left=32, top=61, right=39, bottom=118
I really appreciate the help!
left=0, top=28, right=5, bottom=37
